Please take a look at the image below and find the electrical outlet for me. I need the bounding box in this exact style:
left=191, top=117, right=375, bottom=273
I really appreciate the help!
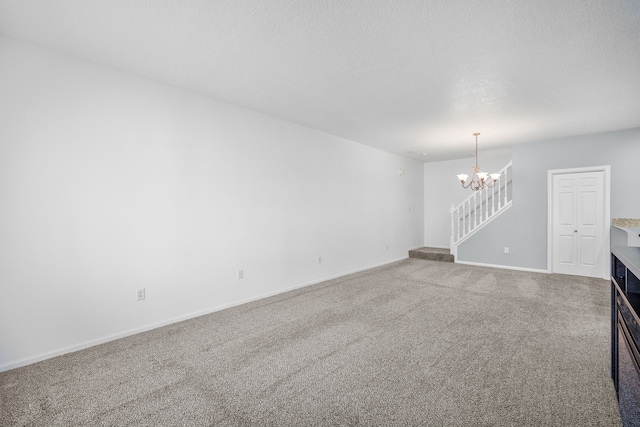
left=504, top=247, right=510, bottom=254
left=238, top=270, right=243, bottom=279
left=137, top=288, right=145, bottom=301
left=318, top=256, right=322, bottom=264
left=386, top=245, right=389, bottom=251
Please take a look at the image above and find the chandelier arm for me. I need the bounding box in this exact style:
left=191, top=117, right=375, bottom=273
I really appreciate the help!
left=461, top=170, right=478, bottom=189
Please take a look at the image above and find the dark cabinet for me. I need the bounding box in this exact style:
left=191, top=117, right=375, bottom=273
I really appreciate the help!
left=612, top=253, right=640, bottom=425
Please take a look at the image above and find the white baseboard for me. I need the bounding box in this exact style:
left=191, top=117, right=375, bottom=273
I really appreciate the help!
left=0, top=256, right=409, bottom=373
left=455, top=259, right=550, bottom=274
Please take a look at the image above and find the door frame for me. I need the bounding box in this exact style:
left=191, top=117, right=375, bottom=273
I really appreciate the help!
left=547, top=165, right=611, bottom=279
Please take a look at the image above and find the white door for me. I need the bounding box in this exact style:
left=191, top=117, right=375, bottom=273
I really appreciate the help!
left=552, top=171, right=605, bottom=278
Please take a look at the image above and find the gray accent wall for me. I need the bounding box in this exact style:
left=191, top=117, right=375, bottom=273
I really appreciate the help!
left=458, top=127, right=640, bottom=270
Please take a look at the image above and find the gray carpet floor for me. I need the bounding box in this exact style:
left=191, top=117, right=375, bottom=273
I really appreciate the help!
left=0, top=259, right=622, bottom=426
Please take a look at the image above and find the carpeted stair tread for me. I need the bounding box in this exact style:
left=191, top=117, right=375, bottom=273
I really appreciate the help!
left=408, top=247, right=454, bottom=262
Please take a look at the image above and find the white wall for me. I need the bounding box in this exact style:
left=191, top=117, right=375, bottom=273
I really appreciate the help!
left=423, top=147, right=512, bottom=248
left=0, top=38, right=424, bottom=371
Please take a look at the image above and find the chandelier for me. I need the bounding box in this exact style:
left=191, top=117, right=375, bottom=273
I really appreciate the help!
left=456, top=133, right=500, bottom=191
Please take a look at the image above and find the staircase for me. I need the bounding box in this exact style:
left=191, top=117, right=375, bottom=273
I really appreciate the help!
left=409, top=247, right=454, bottom=263
left=449, top=161, right=513, bottom=258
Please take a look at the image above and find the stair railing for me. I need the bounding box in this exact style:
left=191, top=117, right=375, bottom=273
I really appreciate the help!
left=450, top=161, right=513, bottom=258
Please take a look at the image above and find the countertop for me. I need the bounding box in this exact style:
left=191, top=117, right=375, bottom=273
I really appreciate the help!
left=611, top=226, right=640, bottom=279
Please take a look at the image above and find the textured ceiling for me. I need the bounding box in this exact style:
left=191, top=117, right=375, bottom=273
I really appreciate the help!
left=1, top=0, right=639, bottom=162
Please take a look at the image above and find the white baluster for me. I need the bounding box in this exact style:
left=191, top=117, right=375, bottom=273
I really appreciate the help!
left=499, top=172, right=503, bottom=209
left=466, top=200, right=470, bottom=233
left=450, top=204, right=455, bottom=246
left=484, top=186, right=488, bottom=222
left=508, top=164, right=512, bottom=203
left=463, top=201, right=466, bottom=235
left=459, top=204, right=463, bottom=239
left=476, top=193, right=479, bottom=227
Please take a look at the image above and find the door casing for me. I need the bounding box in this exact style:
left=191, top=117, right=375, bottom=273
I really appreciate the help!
left=547, top=165, right=610, bottom=279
